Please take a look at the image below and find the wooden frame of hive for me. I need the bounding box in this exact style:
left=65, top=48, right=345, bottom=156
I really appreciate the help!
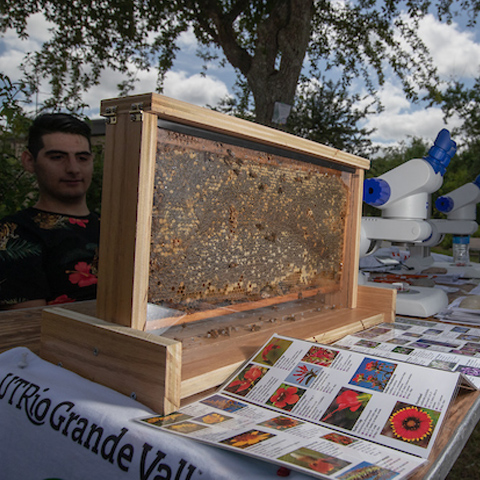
left=40, top=93, right=396, bottom=414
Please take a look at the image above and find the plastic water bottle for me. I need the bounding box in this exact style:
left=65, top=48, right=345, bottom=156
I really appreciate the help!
left=452, top=235, right=470, bottom=266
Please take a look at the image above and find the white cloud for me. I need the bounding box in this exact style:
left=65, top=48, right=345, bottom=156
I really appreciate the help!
left=80, top=68, right=230, bottom=118
left=163, top=71, right=229, bottom=105
left=359, top=80, right=463, bottom=148
left=418, top=15, right=480, bottom=79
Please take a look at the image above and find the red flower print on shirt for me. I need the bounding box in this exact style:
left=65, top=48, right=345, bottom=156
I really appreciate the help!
left=48, top=294, right=75, bottom=305
left=68, top=262, right=98, bottom=287
left=69, top=218, right=89, bottom=228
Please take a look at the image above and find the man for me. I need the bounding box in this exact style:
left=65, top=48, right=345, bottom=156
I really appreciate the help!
left=0, top=113, right=100, bottom=309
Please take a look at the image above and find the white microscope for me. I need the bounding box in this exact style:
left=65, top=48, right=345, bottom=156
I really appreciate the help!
left=359, top=129, right=457, bottom=317
left=420, top=175, right=480, bottom=277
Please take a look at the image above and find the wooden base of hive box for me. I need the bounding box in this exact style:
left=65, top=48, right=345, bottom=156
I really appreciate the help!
left=40, top=285, right=395, bottom=415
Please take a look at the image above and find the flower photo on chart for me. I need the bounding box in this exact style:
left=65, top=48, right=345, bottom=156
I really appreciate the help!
left=220, top=429, right=275, bottom=449
left=428, top=359, right=456, bottom=371
left=200, top=394, right=247, bottom=412
left=258, top=415, right=304, bottom=431
left=253, top=337, right=292, bottom=366
left=301, top=345, right=338, bottom=366
left=355, top=339, right=380, bottom=349
left=194, top=412, right=233, bottom=424
left=349, top=358, right=397, bottom=392
left=320, top=387, right=372, bottom=431
left=381, top=401, right=440, bottom=448
left=455, top=364, right=480, bottom=377
left=224, top=363, right=268, bottom=396
left=164, top=421, right=209, bottom=434
left=337, top=461, right=397, bottom=480
left=321, top=432, right=358, bottom=446
left=266, top=383, right=306, bottom=412
left=392, top=346, right=414, bottom=355
left=286, top=362, right=322, bottom=387
left=140, top=412, right=192, bottom=427
left=278, top=447, right=351, bottom=475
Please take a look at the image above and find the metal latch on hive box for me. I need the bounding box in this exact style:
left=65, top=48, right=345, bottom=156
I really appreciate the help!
left=130, top=103, right=144, bottom=122
left=103, top=105, right=117, bottom=125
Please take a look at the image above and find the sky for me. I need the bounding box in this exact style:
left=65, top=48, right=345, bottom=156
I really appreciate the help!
left=1, top=9, right=480, bottom=151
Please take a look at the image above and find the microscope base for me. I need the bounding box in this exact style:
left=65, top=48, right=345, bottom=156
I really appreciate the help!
left=360, top=277, right=448, bottom=317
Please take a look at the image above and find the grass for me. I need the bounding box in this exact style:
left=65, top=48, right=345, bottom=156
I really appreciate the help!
left=446, top=422, right=480, bottom=479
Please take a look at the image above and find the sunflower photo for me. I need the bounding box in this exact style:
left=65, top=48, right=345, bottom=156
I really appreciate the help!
left=164, top=421, right=208, bottom=434
left=381, top=401, right=441, bottom=448
left=194, top=412, right=233, bottom=424
left=220, top=429, right=275, bottom=449
left=140, top=412, right=192, bottom=427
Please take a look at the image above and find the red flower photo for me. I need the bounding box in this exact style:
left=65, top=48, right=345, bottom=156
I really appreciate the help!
left=253, top=337, right=293, bottom=366
left=224, top=364, right=268, bottom=396
left=301, top=346, right=338, bottom=366
left=320, top=387, right=372, bottom=430
left=381, top=401, right=440, bottom=448
left=266, top=383, right=306, bottom=412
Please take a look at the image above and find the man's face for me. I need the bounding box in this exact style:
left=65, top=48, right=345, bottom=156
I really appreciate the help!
left=24, top=132, right=93, bottom=205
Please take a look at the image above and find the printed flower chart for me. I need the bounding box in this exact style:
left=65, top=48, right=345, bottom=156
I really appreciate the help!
left=320, top=387, right=372, bottom=431
left=220, top=429, right=275, bottom=449
left=278, top=447, right=350, bottom=475
left=253, top=337, right=293, bottom=366
left=200, top=394, right=247, bottom=412
left=337, top=461, right=397, bottom=480
left=301, top=345, right=338, bottom=366
left=349, top=357, right=397, bottom=392
left=140, top=412, right=192, bottom=427
left=258, top=415, right=304, bottom=431
left=381, top=401, right=440, bottom=448
left=266, top=383, right=306, bottom=412
left=224, top=363, right=268, bottom=396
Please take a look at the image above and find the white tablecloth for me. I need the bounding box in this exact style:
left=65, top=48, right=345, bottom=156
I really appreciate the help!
left=0, top=347, right=312, bottom=480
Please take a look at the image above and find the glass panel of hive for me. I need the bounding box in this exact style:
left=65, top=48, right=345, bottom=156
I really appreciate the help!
left=149, top=126, right=351, bottom=312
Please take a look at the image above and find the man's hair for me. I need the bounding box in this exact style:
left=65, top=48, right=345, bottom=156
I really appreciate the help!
left=27, top=113, right=92, bottom=159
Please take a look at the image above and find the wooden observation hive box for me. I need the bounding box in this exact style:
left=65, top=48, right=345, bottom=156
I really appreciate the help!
left=40, top=93, right=395, bottom=414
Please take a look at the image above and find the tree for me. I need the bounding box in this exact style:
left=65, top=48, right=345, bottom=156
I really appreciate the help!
left=1, top=0, right=479, bottom=125
left=0, top=74, right=36, bottom=217
left=285, top=77, right=376, bottom=157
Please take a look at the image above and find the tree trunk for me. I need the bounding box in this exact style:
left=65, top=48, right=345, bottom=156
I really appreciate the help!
left=209, top=0, right=314, bottom=126
left=247, top=0, right=314, bottom=125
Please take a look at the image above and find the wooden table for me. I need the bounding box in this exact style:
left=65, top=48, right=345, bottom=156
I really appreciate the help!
left=1, top=301, right=479, bottom=479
